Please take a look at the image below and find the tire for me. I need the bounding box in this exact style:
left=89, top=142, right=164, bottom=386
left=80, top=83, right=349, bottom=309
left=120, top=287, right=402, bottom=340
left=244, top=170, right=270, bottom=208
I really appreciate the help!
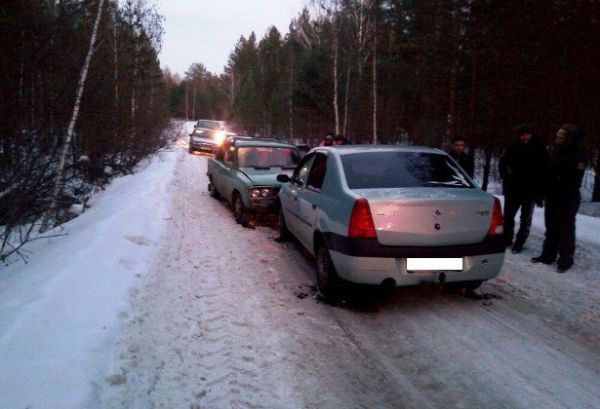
left=233, top=193, right=250, bottom=227
left=461, top=280, right=483, bottom=291
left=208, top=181, right=220, bottom=199
left=449, top=280, right=483, bottom=291
left=315, top=243, right=339, bottom=298
left=278, top=207, right=292, bottom=241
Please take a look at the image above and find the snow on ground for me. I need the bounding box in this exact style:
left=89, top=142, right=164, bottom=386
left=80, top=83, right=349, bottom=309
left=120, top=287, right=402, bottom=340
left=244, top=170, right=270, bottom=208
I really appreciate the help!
left=2, top=124, right=600, bottom=408
left=0, top=125, right=184, bottom=408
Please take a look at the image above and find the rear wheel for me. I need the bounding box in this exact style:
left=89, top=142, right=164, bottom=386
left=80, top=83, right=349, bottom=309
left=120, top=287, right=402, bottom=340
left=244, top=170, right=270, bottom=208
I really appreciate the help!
left=208, top=181, right=220, bottom=199
left=316, top=243, right=339, bottom=298
left=233, top=193, right=250, bottom=227
left=449, top=280, right=483, bottom=291
left=461, top=280, right=483, bottom=291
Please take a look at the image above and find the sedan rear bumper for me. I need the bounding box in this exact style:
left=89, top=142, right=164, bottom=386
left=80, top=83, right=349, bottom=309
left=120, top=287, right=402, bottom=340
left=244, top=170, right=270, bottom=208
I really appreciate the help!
left=329, top=251, right=504, bottom=286
left=323, top=233, right=505, bottom=286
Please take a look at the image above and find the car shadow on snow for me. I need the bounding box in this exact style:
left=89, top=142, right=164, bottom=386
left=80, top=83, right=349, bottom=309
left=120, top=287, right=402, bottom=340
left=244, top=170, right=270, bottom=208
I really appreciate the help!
left=313, top=283, right=503, bottom=313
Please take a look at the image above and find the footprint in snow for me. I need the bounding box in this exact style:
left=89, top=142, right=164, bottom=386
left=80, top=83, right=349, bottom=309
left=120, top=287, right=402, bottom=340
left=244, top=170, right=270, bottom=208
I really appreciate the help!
left=125, top=235, right=152, bottom=246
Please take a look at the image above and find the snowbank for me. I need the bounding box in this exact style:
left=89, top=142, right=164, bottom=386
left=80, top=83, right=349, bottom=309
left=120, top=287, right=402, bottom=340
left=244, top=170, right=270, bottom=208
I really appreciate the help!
left=0, top=147, right=178, bottom=408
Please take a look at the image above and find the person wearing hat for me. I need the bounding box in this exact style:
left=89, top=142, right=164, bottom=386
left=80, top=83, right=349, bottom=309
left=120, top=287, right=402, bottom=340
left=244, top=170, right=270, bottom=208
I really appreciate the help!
left=499, top=124, right=548, bottom=253
left=532, top=124, right=588, bottom=272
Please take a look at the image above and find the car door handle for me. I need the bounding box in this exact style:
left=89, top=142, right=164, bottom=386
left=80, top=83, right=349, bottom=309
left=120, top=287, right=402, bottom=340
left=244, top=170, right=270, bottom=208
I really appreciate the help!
left=312, top=204, right=317, bottom=210
left=294, top=196, right=298, bottom=201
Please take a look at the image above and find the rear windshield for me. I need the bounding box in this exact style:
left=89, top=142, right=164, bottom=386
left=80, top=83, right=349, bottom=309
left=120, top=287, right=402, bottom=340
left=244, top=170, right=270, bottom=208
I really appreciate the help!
left=237, top=147, right=300, bottom=169
left=196, top=120, right=221, bottom=130
left=341, top=151, right=474, bottom=189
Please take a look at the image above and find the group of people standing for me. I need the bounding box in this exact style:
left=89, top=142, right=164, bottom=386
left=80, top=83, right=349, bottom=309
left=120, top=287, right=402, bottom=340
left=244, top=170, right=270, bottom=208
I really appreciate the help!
left=445, top=125, right=587, bottom=272
left=500, top=124, right=588, bottom=272
left=319, top=131, right=351, bottom=146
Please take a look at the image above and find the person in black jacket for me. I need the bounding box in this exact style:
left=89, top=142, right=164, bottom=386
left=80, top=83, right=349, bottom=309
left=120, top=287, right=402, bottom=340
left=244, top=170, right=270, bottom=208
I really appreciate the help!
left=499, top=124, right=548, bottom=253
left=448, top=136, right=474, bottom=178
left=532, top=124, right=588, bottom=272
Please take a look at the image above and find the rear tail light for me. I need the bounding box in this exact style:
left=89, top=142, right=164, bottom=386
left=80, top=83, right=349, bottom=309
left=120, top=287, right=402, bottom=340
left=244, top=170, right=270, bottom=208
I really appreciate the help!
left=488, top=197, right=504, bottom=236
left=348, top=198, right=377, bottom=239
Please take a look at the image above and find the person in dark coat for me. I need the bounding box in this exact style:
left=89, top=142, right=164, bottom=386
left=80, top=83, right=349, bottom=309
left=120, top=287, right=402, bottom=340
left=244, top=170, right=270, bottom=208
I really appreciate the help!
left=334, top=134, right=351, bottom=145
left=499, top=124, right=548, bottom=253
left=319, top=132, right=334, bottom=146
left=448, top=136, right=475, bottom=178
left=532, top=124, right=588, bottom=272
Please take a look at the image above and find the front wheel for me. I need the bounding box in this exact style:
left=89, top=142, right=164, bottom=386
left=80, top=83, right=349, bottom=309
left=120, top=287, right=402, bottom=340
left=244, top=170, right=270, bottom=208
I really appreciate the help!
left=316, top=243, right=339, bottom=298
left=278, top=207, right=292, bottom=241
left=233, top=193, right=250, bottom=227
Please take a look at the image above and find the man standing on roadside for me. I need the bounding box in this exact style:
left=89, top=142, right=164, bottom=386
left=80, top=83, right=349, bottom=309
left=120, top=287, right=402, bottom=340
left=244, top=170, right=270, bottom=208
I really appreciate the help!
left=499, top=124, right=548, bottom=253
left=532, top=125, right=588, bottom=272
left=319, top=132, right=334, bottom=147
left=448, top=136, right=475, bottom=178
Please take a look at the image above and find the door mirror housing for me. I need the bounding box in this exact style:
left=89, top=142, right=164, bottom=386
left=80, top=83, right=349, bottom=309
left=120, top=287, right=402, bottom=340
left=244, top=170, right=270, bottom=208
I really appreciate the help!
left=277, top=174, right=290, bottom=183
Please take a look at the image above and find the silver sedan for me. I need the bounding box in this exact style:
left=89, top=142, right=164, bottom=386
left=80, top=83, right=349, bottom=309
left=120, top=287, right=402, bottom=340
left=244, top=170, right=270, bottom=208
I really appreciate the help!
left=277, top=146, right=505, bottom=296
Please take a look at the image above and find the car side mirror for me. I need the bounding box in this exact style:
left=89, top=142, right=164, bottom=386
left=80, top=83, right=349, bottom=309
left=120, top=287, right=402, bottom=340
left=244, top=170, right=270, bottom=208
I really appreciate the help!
left=277, top=174, right=290, bottom=183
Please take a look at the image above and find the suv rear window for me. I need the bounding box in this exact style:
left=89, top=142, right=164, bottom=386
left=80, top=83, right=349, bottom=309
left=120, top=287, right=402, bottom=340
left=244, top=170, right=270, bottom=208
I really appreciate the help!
left=341, top=151, right=473, bottom=189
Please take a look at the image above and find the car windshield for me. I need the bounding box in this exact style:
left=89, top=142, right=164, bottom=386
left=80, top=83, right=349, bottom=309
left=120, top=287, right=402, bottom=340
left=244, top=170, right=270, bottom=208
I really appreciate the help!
left=237, top=147, right=300, bottom=169
left=196, top=120, right=221, bottom=130
left=341, top=151, right=473, bottom=189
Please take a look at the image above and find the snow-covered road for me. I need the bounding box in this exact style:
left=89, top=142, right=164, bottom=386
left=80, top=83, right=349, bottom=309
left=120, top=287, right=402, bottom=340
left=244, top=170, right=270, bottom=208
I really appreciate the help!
left=2, top=122, right=600, bottom=408
left=103, top=128, right=600, bottom=408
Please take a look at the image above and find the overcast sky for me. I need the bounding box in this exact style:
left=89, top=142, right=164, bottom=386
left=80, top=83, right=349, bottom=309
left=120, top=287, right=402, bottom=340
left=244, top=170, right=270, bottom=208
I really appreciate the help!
left=158, top=0, right=307, bottom=77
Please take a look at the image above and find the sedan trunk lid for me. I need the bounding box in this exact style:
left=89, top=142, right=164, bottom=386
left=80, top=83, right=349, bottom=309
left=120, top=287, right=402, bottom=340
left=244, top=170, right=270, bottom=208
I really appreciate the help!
left=356, top=188, right=494, bottom=246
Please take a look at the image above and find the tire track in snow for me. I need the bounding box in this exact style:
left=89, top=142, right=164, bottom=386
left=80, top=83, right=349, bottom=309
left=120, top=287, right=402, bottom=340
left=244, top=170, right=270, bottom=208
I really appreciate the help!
left=105, top=142, right=297, bottom=408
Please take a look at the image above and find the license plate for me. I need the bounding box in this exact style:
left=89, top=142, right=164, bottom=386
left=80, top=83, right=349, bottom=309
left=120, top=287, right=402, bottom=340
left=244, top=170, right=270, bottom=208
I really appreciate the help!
left=406, top=258, right=463, bottom=271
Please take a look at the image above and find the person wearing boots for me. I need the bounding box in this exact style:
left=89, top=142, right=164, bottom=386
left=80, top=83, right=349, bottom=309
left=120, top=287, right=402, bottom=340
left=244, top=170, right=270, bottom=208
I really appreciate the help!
left=448, top=136, right=475, bottom=178
left=532, top=124, right=588, bottom=272
left=499, top=124, right=548, bottom=253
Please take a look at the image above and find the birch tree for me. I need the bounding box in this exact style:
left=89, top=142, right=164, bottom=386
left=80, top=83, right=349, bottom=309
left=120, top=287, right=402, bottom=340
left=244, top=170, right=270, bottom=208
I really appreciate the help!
left=46, top=0, right=106, bottom=226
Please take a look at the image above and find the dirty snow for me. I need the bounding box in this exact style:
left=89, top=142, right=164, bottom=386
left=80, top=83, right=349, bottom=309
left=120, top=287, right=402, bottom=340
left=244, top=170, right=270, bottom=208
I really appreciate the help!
left=1, top=122, right=600, bottom=408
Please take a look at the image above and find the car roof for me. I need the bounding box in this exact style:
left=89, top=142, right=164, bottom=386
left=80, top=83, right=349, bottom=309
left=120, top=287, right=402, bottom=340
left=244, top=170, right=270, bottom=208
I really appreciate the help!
left=234, top=139, right=298, bottom=149
left=314, top=145, right=445, bottom=156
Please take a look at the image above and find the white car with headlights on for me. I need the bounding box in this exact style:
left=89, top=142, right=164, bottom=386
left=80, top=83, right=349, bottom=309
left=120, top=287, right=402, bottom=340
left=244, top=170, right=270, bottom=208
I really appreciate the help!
left=276, top=146, right=506, bottom=297
left=189, top=129, right=230, bottom=154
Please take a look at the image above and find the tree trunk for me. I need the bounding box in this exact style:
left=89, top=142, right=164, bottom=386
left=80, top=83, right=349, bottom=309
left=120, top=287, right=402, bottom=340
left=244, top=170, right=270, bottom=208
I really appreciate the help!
left=130, top=37, right=139, bottom=139
left=47, top=0, right=106, bottom=224
left=289, top=51, right=294, bottom=140
left=19, top=23, right=25, bottom=130
left=113, top=3, right=119, bottom=138
left=185, top=81, right=189, bottom=120
left=192, top=82, right=196, bottom=119
left=343, top=63, right=351, bottom=137
left=372, top=11, right=377, bottom=144
left=481, top=145, right=492, bottom=192
left=593, top=143, right=600, bottom=202
left=332, top=7, right=340, bottom=136
left=447, top=55, right=459, bottom=142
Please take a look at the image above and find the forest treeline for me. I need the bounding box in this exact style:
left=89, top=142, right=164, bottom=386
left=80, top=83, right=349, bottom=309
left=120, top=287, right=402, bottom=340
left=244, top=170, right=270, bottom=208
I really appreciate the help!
left=0, top=0, right=169, bottom=260
left=166, top=0, right=600, bottom=198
